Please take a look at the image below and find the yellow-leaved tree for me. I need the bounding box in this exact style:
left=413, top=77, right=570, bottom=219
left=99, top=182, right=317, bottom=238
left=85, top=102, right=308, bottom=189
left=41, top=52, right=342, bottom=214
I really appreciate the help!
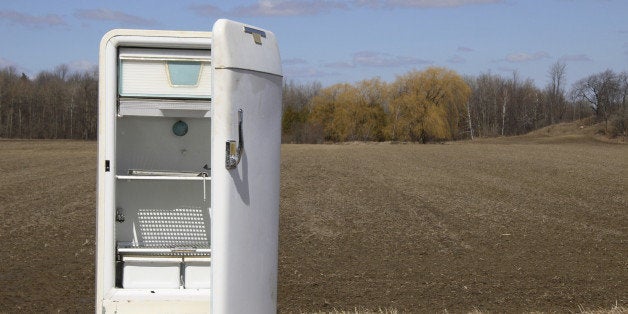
left=386, top=67, right=471, bottom=142
left=309, top=79, right=387, bottom=142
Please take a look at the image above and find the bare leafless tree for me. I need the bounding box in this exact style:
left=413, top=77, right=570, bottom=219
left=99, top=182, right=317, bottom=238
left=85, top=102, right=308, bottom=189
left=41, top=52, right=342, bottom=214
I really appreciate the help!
left=546, top=61, right=567, bottom=124
left=572, top=69, right=622, bottom=133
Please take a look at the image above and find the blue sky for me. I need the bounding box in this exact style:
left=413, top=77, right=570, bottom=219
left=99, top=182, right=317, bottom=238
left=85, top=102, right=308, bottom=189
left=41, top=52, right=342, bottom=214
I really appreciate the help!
left=0, top=0, right=626, bottom=89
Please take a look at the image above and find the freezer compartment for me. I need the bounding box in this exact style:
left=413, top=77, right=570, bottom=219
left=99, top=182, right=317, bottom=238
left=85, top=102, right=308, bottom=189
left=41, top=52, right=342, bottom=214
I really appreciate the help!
left=118, top=48, right=211, bottom=99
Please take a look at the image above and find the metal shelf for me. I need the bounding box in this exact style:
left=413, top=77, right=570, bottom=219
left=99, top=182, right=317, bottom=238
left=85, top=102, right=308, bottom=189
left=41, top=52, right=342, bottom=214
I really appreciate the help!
left=116, top=175, right=210, bottom=181
left=118, top=247, right=211, bottom=256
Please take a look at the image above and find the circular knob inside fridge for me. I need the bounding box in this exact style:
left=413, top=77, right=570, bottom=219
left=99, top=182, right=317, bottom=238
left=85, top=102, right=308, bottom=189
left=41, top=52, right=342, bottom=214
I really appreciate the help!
left=172, top=120, right=188, bottom=136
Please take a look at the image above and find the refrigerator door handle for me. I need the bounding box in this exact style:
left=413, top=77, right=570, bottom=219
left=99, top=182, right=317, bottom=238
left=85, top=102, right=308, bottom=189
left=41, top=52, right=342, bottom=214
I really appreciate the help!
left=225, top=109, right=244, bottom=169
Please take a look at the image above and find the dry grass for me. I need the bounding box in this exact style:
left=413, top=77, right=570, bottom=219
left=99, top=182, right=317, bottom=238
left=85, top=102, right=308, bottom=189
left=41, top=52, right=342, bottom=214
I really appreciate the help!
left=518, top=118, right=625, bottom=144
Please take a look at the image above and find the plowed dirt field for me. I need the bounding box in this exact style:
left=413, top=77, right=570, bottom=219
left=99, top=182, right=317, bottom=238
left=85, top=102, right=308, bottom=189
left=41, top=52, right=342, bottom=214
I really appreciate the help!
left=0, top=138, right=626, bottom=312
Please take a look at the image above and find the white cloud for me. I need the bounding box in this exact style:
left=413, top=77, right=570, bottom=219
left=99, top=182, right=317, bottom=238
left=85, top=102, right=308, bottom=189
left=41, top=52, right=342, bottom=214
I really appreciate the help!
left=352, top=0, right=381, bottom=7
left=0, top=57, right=30, bottom=75
left=68, top=60, right=97, bottom=73
left=447, top=55, right=466, bottom=63
left=283, top=65, right=338, bottom=78
left=232, top=0, right=348, bottom=17
left=505, top=51, right=549, bottom=63
left=283, top=58, right=309, bottom=65
left=188, top=4, right=224, bottom=16
left=497, top=66, right=516, bottom=73
left=355, top=0, right=502, bottom=9
left=559, top=54, right=592, bottom=62
left=74, top=9, right=157, bottom=26
left=457, top=46, right=474, bottom=52
left=0, top=10, right=66, bottom=28
left=324, top=51, right=432, bottom=68
left=192, top=0, right=501, bottom=17
left=0, top=57, right=17, bottom=68
left=352, top=51, right=432, bottom=67
left=324, top=61, right=356, bottom=68
left=387, top=0, right=502, bottom=8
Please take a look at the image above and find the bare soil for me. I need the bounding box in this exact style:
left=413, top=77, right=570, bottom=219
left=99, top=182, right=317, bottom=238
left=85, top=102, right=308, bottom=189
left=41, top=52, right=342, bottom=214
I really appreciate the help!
left=0, top=140, right=96, bottom=312
left=0, top=136, right=626, bottom=312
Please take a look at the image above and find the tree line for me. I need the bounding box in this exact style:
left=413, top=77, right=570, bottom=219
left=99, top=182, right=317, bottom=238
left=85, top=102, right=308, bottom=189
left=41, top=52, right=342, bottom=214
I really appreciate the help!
left=283, top=63, right=627, bottom=143
left=0, top=63, right=625, bottom=142
left=0, top=65, right=98, bottom=140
